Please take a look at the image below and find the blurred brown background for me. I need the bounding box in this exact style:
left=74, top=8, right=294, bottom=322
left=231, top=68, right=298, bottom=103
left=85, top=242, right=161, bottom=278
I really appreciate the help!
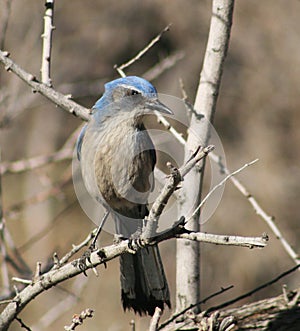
left=1, top=0, right=300, bottom=330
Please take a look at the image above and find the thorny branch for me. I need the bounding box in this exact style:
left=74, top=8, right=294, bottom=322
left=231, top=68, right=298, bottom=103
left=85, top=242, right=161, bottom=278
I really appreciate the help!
left=40, top=0, right=55, bottom=87
left=64, top=308, right=94, bottom=331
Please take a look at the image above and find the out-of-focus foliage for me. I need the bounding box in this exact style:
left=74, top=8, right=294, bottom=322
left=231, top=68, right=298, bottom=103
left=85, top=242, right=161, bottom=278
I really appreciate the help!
left=1, top=1, right=300, bottom=330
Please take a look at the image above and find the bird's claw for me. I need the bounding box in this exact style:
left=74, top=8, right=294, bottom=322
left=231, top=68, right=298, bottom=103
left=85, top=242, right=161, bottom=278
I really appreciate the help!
left=128, top=237, right=147, bottom=253
left=76, top=249, right=92, bottom=276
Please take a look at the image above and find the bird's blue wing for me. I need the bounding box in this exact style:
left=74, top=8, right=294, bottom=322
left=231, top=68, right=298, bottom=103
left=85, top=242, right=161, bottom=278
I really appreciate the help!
left=76, top=124, right=87, bottom=161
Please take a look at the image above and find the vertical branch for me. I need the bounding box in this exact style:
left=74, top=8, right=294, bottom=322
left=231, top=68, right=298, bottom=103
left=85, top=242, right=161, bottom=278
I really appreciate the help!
left=40, top=0, right=55, bottom=87
left=176, top=0, right=235, bottom=312
left=0, top=0, right=12, bottom=50
left=0, top=149, right=10, bottom=296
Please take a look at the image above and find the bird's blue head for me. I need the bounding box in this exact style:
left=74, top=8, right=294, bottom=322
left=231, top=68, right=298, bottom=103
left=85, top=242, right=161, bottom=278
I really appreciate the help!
left=76, top=76, right=172, bottom=160
left=92, top=76, right=172, bottom=120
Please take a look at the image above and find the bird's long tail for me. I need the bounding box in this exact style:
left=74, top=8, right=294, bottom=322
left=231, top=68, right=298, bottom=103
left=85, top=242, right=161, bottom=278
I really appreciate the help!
left=120, top=244, right=170, bottom=316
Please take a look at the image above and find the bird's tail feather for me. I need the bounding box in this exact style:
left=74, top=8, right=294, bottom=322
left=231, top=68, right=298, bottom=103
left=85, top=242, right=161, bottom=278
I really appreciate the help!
left=120, top=244, right=170, bottom=316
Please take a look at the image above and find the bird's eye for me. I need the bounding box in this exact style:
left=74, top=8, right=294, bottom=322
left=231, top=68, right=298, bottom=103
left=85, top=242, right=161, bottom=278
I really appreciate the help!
left=126, top=89, right=141, bottom=96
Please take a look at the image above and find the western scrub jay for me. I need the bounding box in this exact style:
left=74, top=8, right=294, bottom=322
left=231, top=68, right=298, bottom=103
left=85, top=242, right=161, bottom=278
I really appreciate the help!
left=76, top=76, right=172, bottom=315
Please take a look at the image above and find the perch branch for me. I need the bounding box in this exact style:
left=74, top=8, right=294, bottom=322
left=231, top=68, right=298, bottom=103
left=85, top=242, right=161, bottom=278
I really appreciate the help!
left=0, top=145, right=266, bottom=330
left=141, top=145, right=214, bottom=240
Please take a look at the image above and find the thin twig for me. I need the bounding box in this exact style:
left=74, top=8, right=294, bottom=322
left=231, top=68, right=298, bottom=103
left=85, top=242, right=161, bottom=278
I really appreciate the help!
left=187, top=159, right=259, bottom=224
left=15, top=317, right=32, bottom=331
left=11, top=277, right=32, bottom=285
left=149, top=307, right=162, bottom=331
left=40, top=0, right=55, bottom=87
left=19, top=200, right=77, bottom=252
left=57, top=228, right=98, bottom=266
left=209, top=153, right=300, bottom=266
left=64, top=308, right=94, bottom=331
left=0, top=148, right=73, bottom=175
left=5, top=167, right=72, bottom=220
left=33, top=276, right=88, bottom=329
left=205, top=264, right=300, bottom=315
left=115, top=24, right=172, bottom=76
left=158, top=285, right=234, bottom=330
left=0, top=149, right=10, bottom=295
left=143, top=51, right=185, bottom=82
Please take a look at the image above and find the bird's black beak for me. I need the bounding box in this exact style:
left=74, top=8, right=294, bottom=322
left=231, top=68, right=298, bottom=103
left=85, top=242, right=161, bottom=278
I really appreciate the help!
left=145, top=99, right=173, bottom=115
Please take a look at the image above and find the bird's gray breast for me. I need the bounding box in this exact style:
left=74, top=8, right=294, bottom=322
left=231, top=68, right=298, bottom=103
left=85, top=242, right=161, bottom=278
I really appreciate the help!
left=80, top=116, right=155, bottom=215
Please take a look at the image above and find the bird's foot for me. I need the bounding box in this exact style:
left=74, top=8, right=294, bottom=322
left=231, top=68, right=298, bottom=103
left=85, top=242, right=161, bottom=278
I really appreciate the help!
left=128, top=235, right=147, bottom=253
left=75, top=242, right=99, bottom=276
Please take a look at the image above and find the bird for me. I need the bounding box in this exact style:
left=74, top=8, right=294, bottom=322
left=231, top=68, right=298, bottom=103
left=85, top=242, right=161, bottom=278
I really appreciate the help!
left=76, top=76, right=172, bottom=316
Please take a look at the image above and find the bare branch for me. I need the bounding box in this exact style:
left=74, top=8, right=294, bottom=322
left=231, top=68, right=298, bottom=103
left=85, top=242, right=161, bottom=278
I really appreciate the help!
left=0, top=228, right=265, bottom=330
left=5, top=168, right=72, bottom=220
left=187, top=159, right=259, bottom=223
left=15, top=317, right=32, bottom=331
left=158, top=285, right=234, bottom=330
left=58, top=228, right=97, bottom=266
left=176, top=0, right=235, bottom=312
left=205, top=264, right=300, bottom=315
left=115, top=24, right=172, bottom=76
left=0, top=148, right=73, bottom=175
left=177, top=232, right=267, bottom=249
left=209, top=153, right=300, bottom=266
left=33, top=277, right=88, bottom=329
left=149, top=307, right=162, bottom=331
left=0, top=0, right=12, bottom=50
left=64, top=308, right=94, bottom=331
left=143, top=51, right=185, bottom=82
left=153, top=101, right=300, bottom=267
left=0, top=151, right=10, bottom=296
left=0, top=50, right=90, bottom=121
left=142, top=145, right=214, bottom=240
left=40, top=0, right=55, bottom=87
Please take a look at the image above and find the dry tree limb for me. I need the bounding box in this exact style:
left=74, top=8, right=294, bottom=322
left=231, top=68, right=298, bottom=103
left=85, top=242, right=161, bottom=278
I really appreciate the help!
left=149, top=307, right=163, bottom=331
left=176, top=0, right=235, bottom=312
left=160, top=265, right=300, bottom=330
left=0, top=0, right=12, bottom=50
left=0, top=50, right=90, bottom=121
left=40, top=0, right=55, bottom=87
